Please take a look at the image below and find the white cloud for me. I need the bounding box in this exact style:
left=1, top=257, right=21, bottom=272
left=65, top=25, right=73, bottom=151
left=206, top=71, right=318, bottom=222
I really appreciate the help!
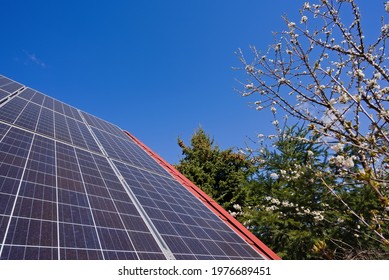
left=23, top=50, right=46, bottom=68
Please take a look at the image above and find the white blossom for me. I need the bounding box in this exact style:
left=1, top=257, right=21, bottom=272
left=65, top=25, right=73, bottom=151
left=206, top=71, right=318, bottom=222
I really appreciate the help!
left=332, top=45, right=341, bottom=50
left=272, top=120, right=279, bottom=126
left=307, top=150, right=314, bottom=157
left=265, top=205, right=279, bottom=211
left=313, top=214, right=324, bottom=221
left=270, top=173, right=279, bottom=180
left=271, top=198, right=281, bottom=205
left=245, top=83, right=254, bottom=90
left=330, top=143, right=344, bottom=153
left=343, top=157, right=354, bottom=169
left=301, top=16, right=308, bottom=23
left=379, top=110, right=389, bottom=119
left=282, top=201, right=294, bottom=207
left=303, top=2, right=310, bottom=9
left=339, top=92, right=350, bottom=104
left=233, top=204, right=242, bottom=211
left=381, top=23, right=389, bottom=33
left=386, top=2, right=389, bottom=12
left=288, top=22, right=296, bottom=29
left=229, top=211, right=237, bottom=217
left=366, top=79, right=380, bottom=90
left=245, top=65, right=254, bottom=73
left=374, top=72, right=382, bottom=79
left=271, top=106, right=277, bottom=113
left=355, top=69, right=365, bottom=79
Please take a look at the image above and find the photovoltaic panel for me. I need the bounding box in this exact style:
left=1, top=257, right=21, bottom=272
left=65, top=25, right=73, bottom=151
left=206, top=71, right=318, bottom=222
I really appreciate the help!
left=91, top=128, right=168, bottom=176
left=0, top=75, right=278, bottom=260
left=113, top=161, right=263, bottom=260
left=0, top=75, right=23, bottom=94
left=2, top=135, right=58, bottom=260
left=17, top=88, right=36, bottom=101
left=0, top=97, right=28, bottom=124
left=0, top=90, right=9, bottom=101
left=80, top=111, right=130, bottom=141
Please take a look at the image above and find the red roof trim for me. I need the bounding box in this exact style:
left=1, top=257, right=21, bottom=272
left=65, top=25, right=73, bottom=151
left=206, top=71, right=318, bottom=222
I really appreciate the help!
left=124, top=131, right=281, bottom=260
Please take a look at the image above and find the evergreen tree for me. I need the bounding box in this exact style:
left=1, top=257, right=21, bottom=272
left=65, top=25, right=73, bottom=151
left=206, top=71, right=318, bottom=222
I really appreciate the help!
left=175, top=127, right=254, bottom=212
left=241, top=124, right=388, bottom=259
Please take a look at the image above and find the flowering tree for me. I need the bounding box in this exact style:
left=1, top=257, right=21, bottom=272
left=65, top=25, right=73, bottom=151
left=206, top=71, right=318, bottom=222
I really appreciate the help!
left=237, top=0, right=388, bottom=253
left=242, top=124, right=386, bottom=259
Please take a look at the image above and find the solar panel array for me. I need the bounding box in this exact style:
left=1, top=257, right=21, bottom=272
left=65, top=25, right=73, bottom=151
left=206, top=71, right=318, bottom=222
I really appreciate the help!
left=0, top=75, right=267, bottom=260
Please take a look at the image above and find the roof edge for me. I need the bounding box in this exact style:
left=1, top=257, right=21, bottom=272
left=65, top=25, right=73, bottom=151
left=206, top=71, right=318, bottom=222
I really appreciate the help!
left=123, top=131, right=281, bottom=260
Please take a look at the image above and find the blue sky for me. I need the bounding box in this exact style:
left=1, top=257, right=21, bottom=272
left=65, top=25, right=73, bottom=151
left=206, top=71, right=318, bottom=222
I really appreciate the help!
left=0, top=0, right=383, bottom=164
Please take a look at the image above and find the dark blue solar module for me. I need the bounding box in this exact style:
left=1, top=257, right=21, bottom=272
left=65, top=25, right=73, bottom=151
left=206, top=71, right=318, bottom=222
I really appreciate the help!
left=0, top=74, right=271, bottom=260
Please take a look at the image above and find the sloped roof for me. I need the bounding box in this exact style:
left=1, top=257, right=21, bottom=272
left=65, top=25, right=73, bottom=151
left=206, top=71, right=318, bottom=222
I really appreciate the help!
left=0, top=75, right=280, bottom=260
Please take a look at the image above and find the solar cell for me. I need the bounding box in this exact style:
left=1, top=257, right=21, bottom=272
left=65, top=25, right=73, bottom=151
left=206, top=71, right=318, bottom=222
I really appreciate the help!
left=91, top=128, right=168, bottom=175
left=0, top=81, right=23, bottom=94
left=30, top=92, right=45, bottom=105
left=36, top=107, right=55, bottom=138
left=0, top=76, right=14, bottom=87
left=54, top=112, right=72, bottom=144
left=0, top=97, right=28, bottom=124
left=14, top=102, right=41, bottom=131
left=80, top=111, right=130, bottom=140
left=18, top=88, right=36, bottom=101
left=53, top=99, right=65, bottom=115
left=0, top=90, right=9, bottom=101
left=42, top=95, right=54, bottom=110
left=0, top=75, right=278, bottom=260
left=113, top=161, right=265, bottom=260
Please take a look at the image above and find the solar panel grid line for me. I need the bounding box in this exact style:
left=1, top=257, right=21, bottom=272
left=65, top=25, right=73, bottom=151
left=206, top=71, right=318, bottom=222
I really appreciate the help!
left=71, top=146, right=106, bottom=259
left=77, top=111, right=174, bottom=259
left=14, top=102, right=42, bottom=132
left=0, top=81, right=24, bottom=95
left=55, top=142, right=105, bottom=259
left=0, top=75, right=279, bottom=260
left=0, top=97, right=29, bottom=124
left=0, top=119, right=107, bottom=177
left=126, top=132, right=272, bottom=260
left=0, top=115, right=109, bottom=174
left=0, top=90, right=11, bottom=104
left=14, top=90, right=96, bottom=151
left=79, top=111, right=132, bottom=141
left=17, top=88, right=36, bottom=101
left=0, top=132, right=35, bottom=258
left=0, top=75, right=23, bottom=89
left=54, top=137, right=61, bottom=259
left=89, top=128, right=172, bottom=179
left=3, top=135, right=59, bottom=259
left=75, top=149, right=143, bottom=259
left=111, top=161, right=253, bottom=260
left=30, top=91, right=45, bottom=106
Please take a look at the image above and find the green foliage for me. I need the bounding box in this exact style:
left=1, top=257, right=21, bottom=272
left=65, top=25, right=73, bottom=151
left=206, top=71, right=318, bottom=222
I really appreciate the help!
left=175, top=127, right=254, bottom=212
left=175, top=125, right=388, bottom=259
left=240, top=124, right=388, bottom=259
